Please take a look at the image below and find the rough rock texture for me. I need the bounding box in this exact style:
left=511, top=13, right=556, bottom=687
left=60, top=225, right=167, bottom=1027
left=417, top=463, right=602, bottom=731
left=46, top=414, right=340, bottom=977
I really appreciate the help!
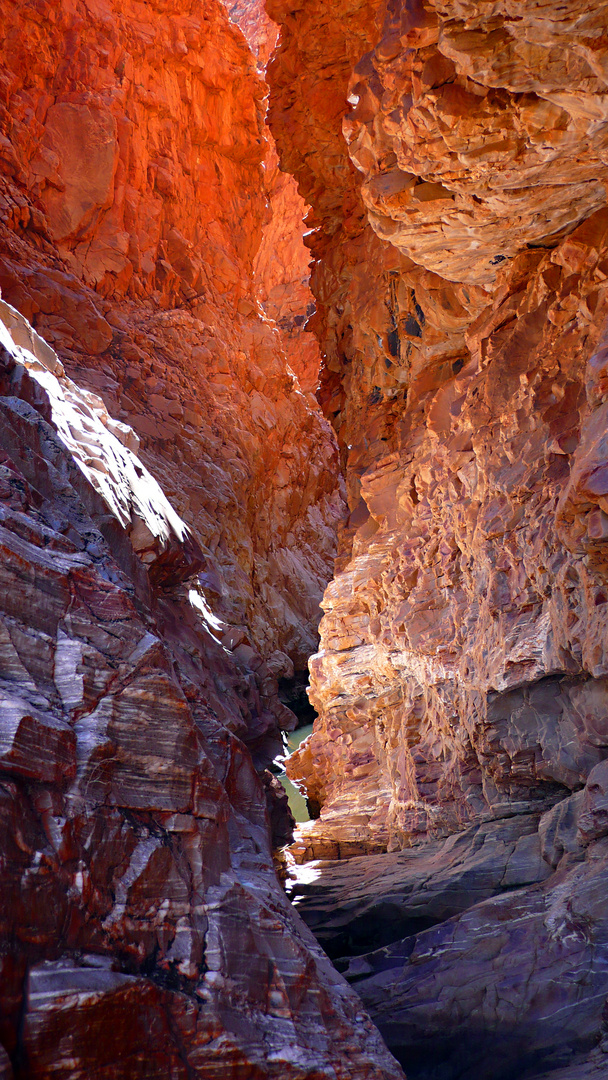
left=253, top=135, right=321, bottom=395
left=0, top=0, right=408, bottom=1076
left=289, top=812, right=552, bottom=959
left=271, top=0, right=608, bottom=859
left=0, top=301, right=403, bottom=1078
left=345, top=837, right=608, bottom=1080
left=0, top=0, right=342, bottom=678
left=346, top=1, right=608, bottom=285
left=266, top=0, right=608, bottom=1075
left=225, top=0, right=278, bottom=67
left=224, top=0, right=322, bottom=395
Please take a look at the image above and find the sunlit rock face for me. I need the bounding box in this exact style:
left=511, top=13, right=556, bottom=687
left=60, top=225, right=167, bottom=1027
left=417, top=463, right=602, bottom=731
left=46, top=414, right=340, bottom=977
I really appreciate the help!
left=0, top=0, right=407, bottom=1075
left=0, top=301, right=404, bottom=1079
left=267, top=1, right=608, bottom=1075
left=346, top=1, right=608, bottom=285
left=224, top=0, right=323, bottom=396
left=269, top=0, right=608, bottom=856
left=253, top=134, right=322, bottom=395
left=0, top=0, right=343, bottom=677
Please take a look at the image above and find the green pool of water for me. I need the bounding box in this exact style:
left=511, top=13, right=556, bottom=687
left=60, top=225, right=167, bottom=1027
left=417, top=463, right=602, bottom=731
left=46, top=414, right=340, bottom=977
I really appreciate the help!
left=278, top=722, right=314, bottom=822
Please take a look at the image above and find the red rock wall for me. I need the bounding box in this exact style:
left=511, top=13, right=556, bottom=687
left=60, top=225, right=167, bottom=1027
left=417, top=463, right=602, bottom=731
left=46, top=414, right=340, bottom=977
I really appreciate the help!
left=269, top=0, right=608, bottom=853
left=253, top=134, right=322, bottom=395
left=266, top=3, right=608, bottom=1076
left=223, top=0, right=322, bottom=395
left=0, top=0, right=342, bottom=677
left=0, top=301, right=402, bottom=1078
left=0, top=0, right=409, bottom=1075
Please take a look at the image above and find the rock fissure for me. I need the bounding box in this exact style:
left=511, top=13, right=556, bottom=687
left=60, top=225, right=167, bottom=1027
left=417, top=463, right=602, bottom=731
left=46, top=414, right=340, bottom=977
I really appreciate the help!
left=262, top=0, right=608, bottom=1077
left=3, top=0, right=608, bottom=1078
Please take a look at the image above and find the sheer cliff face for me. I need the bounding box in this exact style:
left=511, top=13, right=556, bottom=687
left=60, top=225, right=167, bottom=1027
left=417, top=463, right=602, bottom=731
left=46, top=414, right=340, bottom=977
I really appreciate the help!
left=0, top=2, right=408, bottom=1077
left=268, top=0, right=608, bottom=855
left=265, top=5, right=608, bottom=1076
left=0, top=303, right=401, bottom=1079
left=0, top=0, right=342, bottom=674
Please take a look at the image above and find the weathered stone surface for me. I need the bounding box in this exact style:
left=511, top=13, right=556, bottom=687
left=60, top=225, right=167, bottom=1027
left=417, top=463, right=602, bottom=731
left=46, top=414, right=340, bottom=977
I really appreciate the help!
left=10, top=0, right=608, bottom=1073
left=527, top=1050, right=608, bottom=1080
left=0, top=0, right=344, bottom=676
left=345, top=834, right=608, bottom=1079
left=289, top=813, right=551, bottom=959
left=0, top=1045, right=11, bottom=1080
left=23, top=962, right=187, bottom=1080
left=344, top=1, right=608, bottom=285
left=577, top=758, right=608, bottom=844
left=0, top=303, right=403, bottom=1077
left=253, top=134, right=322, bottom=395
left=225, top=0, right=278, bottom=67
left=266, top=0, right=608, bottom=1076
left=0, top=0, right=394, bottom=1064
left=269, top=0, right=608, bottom=855
left=283, top=211, right=608, bottom=854
left=281, top=769, right=608, bottom=1080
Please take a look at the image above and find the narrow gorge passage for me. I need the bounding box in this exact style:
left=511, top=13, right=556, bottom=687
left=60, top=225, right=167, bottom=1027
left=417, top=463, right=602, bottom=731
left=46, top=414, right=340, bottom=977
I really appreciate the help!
left=264, top=1, right=608, bottom=1077
left=2, top=1, right=608, bottom=1080
left=0, top=1, right=400, bottom=1077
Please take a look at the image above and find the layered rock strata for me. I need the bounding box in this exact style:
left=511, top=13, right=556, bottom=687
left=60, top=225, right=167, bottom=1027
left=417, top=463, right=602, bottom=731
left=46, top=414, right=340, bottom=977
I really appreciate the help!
left=267, top=0, right=608, bottom=1075
left=0, top=0, right=407, bottom=1076
left=0, top=301, right=403, bottom=1078
left=0, top=0, right=341, bottom=678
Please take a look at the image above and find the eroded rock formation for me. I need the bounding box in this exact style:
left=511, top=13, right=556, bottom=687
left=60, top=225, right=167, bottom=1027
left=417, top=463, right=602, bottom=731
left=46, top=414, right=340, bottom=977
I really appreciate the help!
left=0, top=301, right=401, bottom=1078
left=7, top=0, right=608, bottom=1074
left=266, top=0, right=608, bottom=1076
left=0, top=0, right=341, bottom=675
left=0, top=0, right=405, bottom=1076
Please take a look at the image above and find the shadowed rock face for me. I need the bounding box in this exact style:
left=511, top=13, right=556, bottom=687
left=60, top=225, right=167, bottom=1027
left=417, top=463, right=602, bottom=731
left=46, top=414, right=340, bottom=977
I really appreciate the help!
left=265, top=0, right=608, bottom=1076
left=0, top=0, right=406, bottom=1076
left=0, top=302, right=404, bottom=1078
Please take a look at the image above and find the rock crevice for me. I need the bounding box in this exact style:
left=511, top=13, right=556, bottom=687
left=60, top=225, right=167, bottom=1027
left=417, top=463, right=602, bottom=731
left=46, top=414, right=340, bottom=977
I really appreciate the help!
left=265, top=1, right=608, bottom=1076
left=0, top=0, right=403, bottom=1076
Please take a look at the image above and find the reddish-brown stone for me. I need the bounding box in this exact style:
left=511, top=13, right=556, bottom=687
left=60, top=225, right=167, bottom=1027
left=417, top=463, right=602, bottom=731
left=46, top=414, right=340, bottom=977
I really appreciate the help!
left=0, top=299, right=402, bottom=1078
left=266, top=1, right=608, bottom=1076
left=0, top=0, right=402, bottom=1076
left=0, top=0, right=343, bottom=674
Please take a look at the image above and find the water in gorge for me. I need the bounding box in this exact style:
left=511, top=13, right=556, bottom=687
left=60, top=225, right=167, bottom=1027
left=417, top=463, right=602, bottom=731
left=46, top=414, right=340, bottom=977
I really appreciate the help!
left=5, top=0, right=608, bottom=1077
left=278, top=723, right=314, bottom=822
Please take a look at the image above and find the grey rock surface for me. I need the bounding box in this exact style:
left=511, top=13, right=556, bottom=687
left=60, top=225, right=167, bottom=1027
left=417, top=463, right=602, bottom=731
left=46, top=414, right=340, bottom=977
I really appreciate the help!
left=338, top=834, right=608, bottom=1079
left=290, top=814, right=552, bottom=959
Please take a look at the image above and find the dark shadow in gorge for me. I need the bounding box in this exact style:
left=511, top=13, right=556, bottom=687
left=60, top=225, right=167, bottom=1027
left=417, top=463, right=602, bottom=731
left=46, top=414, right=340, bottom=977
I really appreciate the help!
left=285, top=777, right=608, bottom=1079
left=278, top=669, right=318, bottom=728
left=378, top=1021, right=599, bottom=1080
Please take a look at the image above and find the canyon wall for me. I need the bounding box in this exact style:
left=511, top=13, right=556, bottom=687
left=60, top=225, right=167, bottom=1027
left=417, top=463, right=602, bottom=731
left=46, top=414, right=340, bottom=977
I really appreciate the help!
left=0, top=300, right=401, bottom=1079
left=0, top=0, right=340, bottom=679
left=0, top=0, right=405, bottom=1077
left=271, top=0, right=608, bottom=858
left=267, top=0, right=608, bottom=1076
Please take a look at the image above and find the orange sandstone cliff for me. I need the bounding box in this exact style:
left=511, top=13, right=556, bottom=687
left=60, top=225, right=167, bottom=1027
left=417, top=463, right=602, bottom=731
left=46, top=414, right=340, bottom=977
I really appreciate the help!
left=267, top=0, right=608, bottom=1077
left=0, top=0, right=405, bottom=1077
left=0, top=0, right=341, bottom=674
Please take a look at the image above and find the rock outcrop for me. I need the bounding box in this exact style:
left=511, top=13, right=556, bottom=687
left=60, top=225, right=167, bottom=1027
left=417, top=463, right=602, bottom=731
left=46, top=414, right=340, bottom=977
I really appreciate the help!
left=9, top=0, right=608, bottom=1073
left=270, top=0, right=608, bottom=858
left=266, top=0, right=608, bottom=1075
left=0, top=0, right=342, bottom=677
left=0, top=297, right=402, bottom=1078
left=0, top=0, right=406, bottom=1076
